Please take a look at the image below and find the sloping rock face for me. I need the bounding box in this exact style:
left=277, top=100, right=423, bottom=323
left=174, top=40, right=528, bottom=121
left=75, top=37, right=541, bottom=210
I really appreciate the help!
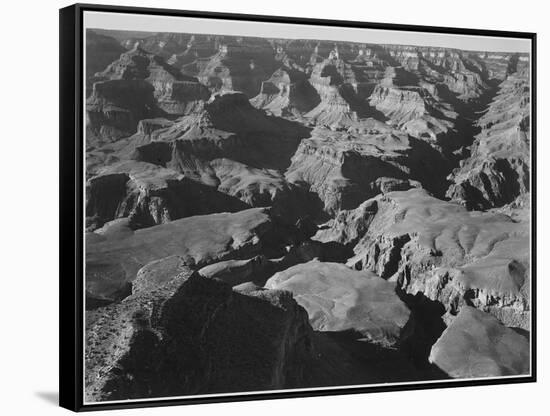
left=429, top=306, right=530, bottom=378
left=121, top=93, right=315, bottom=220
left=85, top=272, right=314, bottom=401
left=369, top=66, right=458, bottom=142
left=446, top=70, right=530, bottom=210
left=265, top=260, right=411, bottom=347
left=85, top=208, right=286, bottom=305
left=251, top=68, right=320, bottom=117
left=143, top=92, right=311, bottom=171
left=305, top=51, right=360, bottom=126
left=198, top=255, right=269, bottom=287
left=326, top=189, right=531, bottom=329
left=132, top=255, right=194, bottom=294
left=314, top=199, right=379, bottom=246
left=86, top=118, right=176, bottom=177
left=208, top=158, right=312, bottom=219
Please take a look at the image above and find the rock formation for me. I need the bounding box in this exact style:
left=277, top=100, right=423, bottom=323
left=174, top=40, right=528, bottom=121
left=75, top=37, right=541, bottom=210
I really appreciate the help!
left=86, top=79, right=158, bottom=145
left=446, top=70, right=530, bottom=210
left=95, top=45, right=211, bottom=115
left=266, top=260, right=412, bottom=347
left=429, top=306, right=530, bottom=378
left=196, top=38, right=278, bottom=97
left=285, top=123, right=446, bottom=214
left=85, top=208, right=281, bottom=305
left=251, top=68, right=321, bottom=117
left=85, top=160, right=248, bottom=231
left=86, top=272, right=314, bottom=401
left=316, top=188, right=530, bottom=329
left=85, top=30, right=125, bottom=96
left=84, top=28, right=532, bottom=399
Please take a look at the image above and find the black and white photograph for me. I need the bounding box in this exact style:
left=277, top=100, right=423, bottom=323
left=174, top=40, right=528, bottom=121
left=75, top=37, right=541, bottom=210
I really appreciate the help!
left=62, top=3, right=535, bottom=410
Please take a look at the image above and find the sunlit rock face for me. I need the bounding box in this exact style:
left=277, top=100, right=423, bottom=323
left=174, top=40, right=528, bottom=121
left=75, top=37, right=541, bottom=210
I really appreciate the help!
left=429, top=306, right=530, bottom=378
left=84, top=28, right=532, bottom=398
left=326, top=188, right=531, bottom=329
left=265, top=260, right=412, bottom=347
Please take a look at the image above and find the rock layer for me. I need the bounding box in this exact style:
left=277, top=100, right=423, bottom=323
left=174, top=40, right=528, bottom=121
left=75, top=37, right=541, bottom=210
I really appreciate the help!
left=84, top=28, right=532, bottom=391
left=446, top=70, right=530, bottom=210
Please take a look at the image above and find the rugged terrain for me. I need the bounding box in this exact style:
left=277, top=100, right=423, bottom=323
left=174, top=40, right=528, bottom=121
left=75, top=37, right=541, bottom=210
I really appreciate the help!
left=84, top=28, right=532, bottom=401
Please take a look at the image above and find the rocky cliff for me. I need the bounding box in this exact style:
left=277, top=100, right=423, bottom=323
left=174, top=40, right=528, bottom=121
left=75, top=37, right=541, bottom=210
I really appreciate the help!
left=95, top=45, right=211, bottom=115
left=84, top=29, right=532, bottom=396
left=86, top=272, right=314, bottom=401
left=446, top=70, right=530, bottom=210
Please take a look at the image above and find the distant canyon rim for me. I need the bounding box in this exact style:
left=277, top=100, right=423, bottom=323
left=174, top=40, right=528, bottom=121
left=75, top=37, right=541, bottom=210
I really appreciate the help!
left=83, top=28, right=531, bottom=402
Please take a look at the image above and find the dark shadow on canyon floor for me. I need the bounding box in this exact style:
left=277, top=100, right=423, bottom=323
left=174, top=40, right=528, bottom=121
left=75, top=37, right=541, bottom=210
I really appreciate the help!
left=303, top=330, right=449, bottom=388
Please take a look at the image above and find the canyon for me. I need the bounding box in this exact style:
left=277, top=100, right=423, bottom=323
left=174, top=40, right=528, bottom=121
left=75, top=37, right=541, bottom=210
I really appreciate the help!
left=84, top=28, right=532, bottom=401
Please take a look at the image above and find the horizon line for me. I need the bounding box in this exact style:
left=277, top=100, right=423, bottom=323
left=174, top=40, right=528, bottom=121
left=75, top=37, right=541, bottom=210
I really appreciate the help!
left=84, top=11, right=531, bottom=54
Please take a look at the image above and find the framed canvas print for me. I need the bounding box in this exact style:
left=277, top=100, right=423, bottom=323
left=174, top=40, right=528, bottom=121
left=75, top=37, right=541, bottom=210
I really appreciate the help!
left=59, top=3, right=536, bottom=411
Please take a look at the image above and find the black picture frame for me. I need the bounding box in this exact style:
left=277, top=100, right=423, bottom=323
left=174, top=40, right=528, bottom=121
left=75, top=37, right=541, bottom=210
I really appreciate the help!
left=60, top=3, right=537, bottom=412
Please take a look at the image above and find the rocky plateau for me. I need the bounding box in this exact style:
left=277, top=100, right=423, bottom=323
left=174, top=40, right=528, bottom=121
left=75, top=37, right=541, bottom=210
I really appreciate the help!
left=84, top=28, right=532, bottom=401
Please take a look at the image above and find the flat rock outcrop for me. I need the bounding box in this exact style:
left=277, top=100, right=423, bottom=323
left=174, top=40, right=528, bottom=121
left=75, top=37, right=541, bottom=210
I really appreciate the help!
left=429, top=306, right=529, bottom=378
left=85, top=208, right=284, bottom=305
left=265, top=260, right=411, bottom=347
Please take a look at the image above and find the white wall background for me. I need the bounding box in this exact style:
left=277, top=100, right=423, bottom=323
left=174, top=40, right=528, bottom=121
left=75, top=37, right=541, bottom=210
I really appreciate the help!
left=0, top=0, right=547, bottom=414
